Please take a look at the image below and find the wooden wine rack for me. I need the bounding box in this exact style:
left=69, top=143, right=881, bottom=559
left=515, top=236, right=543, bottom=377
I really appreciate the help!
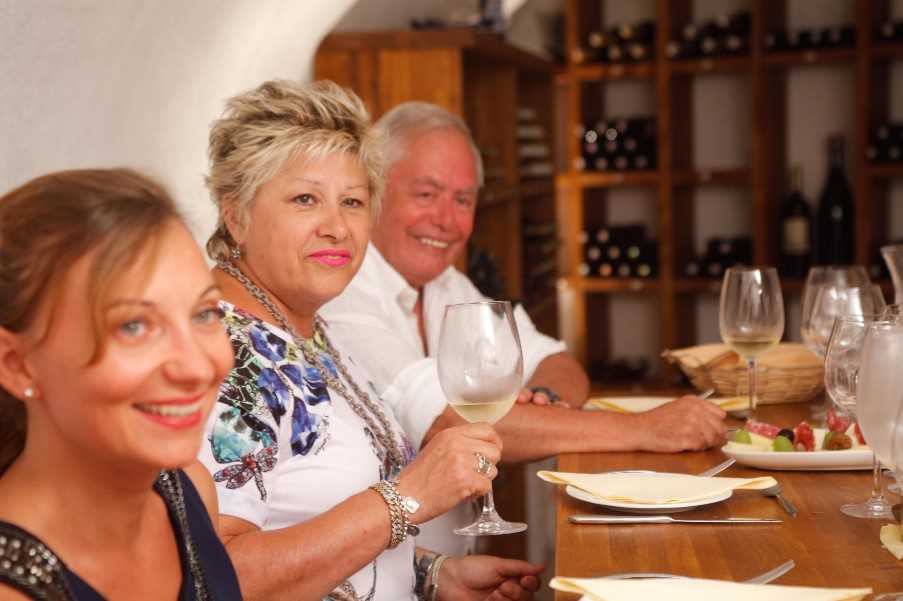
left=557, top=0, right=903, bottom=391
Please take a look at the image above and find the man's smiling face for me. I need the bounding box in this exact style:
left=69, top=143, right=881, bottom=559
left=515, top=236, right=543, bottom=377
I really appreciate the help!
left=372, top=127, right=479, bottom=289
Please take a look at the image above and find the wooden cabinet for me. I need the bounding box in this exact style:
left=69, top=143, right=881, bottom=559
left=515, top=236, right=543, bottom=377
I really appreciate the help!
left=558, top=0, right=903, bottom=391
left=315, top=29, right=560, bottom=336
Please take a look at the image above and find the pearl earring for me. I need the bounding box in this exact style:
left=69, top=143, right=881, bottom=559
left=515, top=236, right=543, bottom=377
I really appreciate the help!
left=23, top=387, right=34, bottom=399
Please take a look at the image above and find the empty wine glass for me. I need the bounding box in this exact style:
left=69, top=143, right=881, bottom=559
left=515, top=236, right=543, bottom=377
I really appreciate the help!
left=719, top=267, right=785, bottom=422
left=801, top=266, right=871, bottom=354
left=806, top=284, right=886, bottom=358
left=437, top=300, right=527, bottom=536
left=854, top=321, right=903, bottom=521
left=824, top=316, right=891, bottom=518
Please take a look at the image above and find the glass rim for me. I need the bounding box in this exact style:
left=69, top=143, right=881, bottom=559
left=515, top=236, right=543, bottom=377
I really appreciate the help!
left=444, top=300, right=512, bottom=310
left=723, top=265, right=779, bottom=274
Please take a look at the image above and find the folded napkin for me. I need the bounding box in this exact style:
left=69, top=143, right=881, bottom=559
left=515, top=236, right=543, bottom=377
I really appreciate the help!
left=551, top=576, right=870, bottom=601
left=586, top=396, right=748, bottom=413
left=537, top=471, right=777, bottom=504
left=880, top=524, right=903, bottom=560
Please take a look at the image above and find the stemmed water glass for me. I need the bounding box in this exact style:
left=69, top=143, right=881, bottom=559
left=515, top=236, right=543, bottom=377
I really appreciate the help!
left=437, top=300, right=527, bottom=536
left=824, top=316, right=892, bottom=519
left=719, top=267, right=785, bottom=422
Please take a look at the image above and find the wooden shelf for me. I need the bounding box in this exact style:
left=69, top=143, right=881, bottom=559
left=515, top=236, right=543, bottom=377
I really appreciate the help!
left=672, top=167, right=750, bottom=187
left=573, top=61, right=654, bottom=81
left=674, top=278, right=723, bottom=294
left=870, top=42, right=903, bottom=61
left=479, top=185, right=517, bottom=210
left=763, top=48, right=855, bottom=67
left=520, top=178, right=554, bottom=198
left=579, top=276, right=660, bottom=294
left=568, top=170, right=659, bottom=189
left=868, top=163, right=903, bottom=180
left=669, top=56, right=751, bottom=76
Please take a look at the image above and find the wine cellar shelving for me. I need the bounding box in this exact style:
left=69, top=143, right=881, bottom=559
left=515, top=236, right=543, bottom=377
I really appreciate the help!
left=556, top=0, right=903, bottom=391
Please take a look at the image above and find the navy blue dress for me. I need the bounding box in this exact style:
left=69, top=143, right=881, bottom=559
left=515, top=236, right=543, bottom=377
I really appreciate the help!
left=0, top=470, right=242, bottom=600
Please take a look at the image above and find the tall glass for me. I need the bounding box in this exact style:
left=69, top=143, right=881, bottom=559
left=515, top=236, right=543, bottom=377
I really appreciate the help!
left=437, top=300, right=527, bottom=536
left=824, top=316, right=891, bottom=518
left=719, top=267, right=785, bottom=421
left=855, top=321, right=903, bottom=520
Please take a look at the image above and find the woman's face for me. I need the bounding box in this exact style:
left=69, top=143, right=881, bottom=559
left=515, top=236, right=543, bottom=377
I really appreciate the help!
left=231, top=151, right=372, bottom=316
left=20, top=220, right=234, bottom=473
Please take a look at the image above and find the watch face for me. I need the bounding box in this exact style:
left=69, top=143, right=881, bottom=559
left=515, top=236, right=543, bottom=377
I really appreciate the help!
left=402, top=496, right=420, bottom=515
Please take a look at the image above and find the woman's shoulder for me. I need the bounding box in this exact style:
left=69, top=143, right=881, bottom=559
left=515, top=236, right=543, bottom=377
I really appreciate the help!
left=0, top=520, right=77, bottom=600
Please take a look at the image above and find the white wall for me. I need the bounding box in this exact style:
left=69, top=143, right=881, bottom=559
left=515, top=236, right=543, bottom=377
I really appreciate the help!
left=0, top=0, right=355, bottom=240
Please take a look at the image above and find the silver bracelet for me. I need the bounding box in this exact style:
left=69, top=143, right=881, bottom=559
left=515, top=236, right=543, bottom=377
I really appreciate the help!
left=426, top=554, right=448, bottom=601
left=369, top=480, right=419, bottom=549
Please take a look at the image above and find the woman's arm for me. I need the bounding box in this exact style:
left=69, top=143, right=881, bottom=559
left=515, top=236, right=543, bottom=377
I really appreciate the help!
left=220, top=489, right=392, bottom=601
left=183, top=460, right=221, bottom=530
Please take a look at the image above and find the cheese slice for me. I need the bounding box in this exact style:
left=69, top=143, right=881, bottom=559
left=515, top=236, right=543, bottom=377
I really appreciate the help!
left=880, top=524, right=903, bottom=560
left=551, top=576, right=870, bottom=601
left=537, top=471, right=777, bottom=504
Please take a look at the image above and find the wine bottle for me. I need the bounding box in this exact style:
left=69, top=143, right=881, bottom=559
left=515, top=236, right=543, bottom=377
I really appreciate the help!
left=816, top=135, right=854, bottom=264
left=779, top=166, right=812, bottom=278
left=764, top=30, right=789, bottom=52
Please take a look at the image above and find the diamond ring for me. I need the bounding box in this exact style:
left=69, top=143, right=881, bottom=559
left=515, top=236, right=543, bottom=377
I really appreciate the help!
left=475, top=453, right=492, bottom=476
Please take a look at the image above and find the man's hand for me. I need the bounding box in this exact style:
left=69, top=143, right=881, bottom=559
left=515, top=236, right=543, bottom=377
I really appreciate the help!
left=630, top=395, right=727, bottom=452
left=438, top=555, right=543, bottom=601
left=516, top=387, right=566, bottom=407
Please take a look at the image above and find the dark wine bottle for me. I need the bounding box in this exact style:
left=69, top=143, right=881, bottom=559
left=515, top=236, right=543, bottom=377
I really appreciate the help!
left=779, top=166, right=812, bottom=278
left=816, top=136, right=854, bottom=264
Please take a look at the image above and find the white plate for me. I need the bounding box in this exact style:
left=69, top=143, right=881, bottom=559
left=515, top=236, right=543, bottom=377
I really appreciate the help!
left=565, top=485, right=732, bottom=514
left=721, top=444, right=872, bottom=471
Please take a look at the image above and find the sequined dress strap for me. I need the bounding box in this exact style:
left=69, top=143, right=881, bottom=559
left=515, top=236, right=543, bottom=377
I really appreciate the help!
left=0, top=521, right=75, bottom=600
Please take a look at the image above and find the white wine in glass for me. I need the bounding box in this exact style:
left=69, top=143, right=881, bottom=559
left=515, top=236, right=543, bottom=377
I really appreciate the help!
left=437, top=300, right=527, bottom=536
left=719, top=267, right=785, bottom=421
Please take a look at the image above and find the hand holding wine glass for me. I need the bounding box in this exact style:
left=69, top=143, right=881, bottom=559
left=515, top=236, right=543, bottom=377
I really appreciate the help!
left=437, top=300, right=527, bottom=536
left=719, top=267, right=785, bottom=421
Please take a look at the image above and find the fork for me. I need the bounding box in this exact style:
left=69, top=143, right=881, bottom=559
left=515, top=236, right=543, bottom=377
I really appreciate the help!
left=760, top=481, right=798, bottom=517
left=606, top=458, right=736, bottom=478
left=602, top=559, right=795, bottom=584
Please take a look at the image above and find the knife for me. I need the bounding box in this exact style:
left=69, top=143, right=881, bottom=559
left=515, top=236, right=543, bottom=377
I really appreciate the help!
left=570, top=515, right=782, bottom=525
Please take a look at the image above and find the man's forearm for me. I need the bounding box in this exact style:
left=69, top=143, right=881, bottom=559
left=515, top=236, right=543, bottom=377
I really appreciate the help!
left=526, top=352, right=589, bottom=409
left=425, top=404, right=642, bottom=463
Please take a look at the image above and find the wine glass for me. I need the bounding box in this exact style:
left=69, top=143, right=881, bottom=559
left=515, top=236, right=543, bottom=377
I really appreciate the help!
left=719, top=267, right=785, bottom=422
left=801, top=266, right=871, bottom=354
left=824, top=315, right=891, bottom=518
left=854, top=321, right=903, bottom=521
left=805, top=285, right=886, bottom=358
left=437, top=300, right=527, bottom=536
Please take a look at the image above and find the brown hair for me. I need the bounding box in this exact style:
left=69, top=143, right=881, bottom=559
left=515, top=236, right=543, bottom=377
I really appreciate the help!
left=0, top=168, right=182, bottom=472
left=205, top=79, right=385, bottom=261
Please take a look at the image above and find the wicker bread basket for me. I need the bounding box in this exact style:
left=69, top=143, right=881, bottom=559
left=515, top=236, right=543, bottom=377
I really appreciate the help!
left=662, top=343, right=824, bottom=405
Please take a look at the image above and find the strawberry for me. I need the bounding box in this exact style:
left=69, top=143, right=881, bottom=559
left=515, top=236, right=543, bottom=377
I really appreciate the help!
left=827, top=408, right=851, bottom=433
left=793, top=421, right=815, bottom=452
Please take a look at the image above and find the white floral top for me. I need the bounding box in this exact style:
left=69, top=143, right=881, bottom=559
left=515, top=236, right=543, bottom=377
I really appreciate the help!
left=198, top=301, right=418, bottom=601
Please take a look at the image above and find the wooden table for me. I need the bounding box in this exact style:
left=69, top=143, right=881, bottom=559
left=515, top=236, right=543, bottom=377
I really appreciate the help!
left=553, top=403, right=903, bottom=598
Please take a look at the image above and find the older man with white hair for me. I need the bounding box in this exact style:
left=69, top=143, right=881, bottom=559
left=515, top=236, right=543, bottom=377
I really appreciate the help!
left=321, top=101, right=726, bottom=556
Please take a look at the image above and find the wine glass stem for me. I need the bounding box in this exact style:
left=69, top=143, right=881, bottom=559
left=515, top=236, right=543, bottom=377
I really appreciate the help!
left=481, top=485, right=498, bottom=518
left=747, top=357, right=757, bottom=421
left=871, top=454, right=886, bottom=502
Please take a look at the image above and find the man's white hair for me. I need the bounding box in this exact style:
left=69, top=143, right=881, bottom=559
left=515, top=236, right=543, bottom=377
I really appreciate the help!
left=375, top=101, right=484, bottom=187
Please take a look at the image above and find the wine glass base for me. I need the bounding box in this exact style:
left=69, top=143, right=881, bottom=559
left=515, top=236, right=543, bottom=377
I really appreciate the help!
left=454, top=515, right=528, bottom=536
left=840, top=499, right=894, bottom=519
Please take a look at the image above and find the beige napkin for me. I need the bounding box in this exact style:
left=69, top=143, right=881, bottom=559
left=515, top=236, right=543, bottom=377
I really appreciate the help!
left=880, top=524, right=903, bottom=560
left=586, top=396, right=748, bottom=413
left=537, top=471, right=776, bottom=504
left=551, top=576, right=870, bottom=601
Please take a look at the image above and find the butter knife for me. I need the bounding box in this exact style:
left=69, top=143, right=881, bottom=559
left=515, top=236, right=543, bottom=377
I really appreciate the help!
left=570, top=515, right=782, bottom=525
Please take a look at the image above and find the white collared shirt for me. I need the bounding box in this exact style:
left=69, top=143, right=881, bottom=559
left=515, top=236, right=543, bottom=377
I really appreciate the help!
left=321, top=244, right=566, bottom=554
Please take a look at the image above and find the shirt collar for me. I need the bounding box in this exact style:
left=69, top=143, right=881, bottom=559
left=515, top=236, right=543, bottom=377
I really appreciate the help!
left=366, top=243, right=458, bottom=315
